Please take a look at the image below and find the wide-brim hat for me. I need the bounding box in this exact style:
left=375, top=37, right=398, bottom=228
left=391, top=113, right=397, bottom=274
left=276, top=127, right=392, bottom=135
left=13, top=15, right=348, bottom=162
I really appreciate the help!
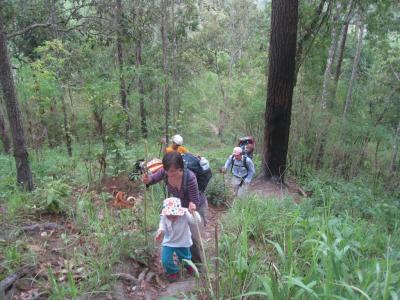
left=161, top=197, right=185, bottom=216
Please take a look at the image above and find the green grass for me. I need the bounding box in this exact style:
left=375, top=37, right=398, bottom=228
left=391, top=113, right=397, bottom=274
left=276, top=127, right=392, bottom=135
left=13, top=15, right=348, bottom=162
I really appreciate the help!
left=215, top=176, right=400, bottom=299
left=1, top=143, right=399, bottom=299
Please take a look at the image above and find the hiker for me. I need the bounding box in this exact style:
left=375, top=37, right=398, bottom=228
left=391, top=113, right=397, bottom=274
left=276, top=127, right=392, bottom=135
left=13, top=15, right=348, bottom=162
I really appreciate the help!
left=221, top=146, right=255, bottom=197
left=238, top=136, right=255, bottom=159
left=161, top=134, right=189, bottom=154
left=141, top=152, right=208, bottom=264
left=155, top=197, right=201, bottom=282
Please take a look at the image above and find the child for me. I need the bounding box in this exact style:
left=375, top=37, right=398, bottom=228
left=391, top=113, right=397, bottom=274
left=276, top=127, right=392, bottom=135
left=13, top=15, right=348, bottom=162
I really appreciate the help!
left=155, top=197, right=201, bottom=282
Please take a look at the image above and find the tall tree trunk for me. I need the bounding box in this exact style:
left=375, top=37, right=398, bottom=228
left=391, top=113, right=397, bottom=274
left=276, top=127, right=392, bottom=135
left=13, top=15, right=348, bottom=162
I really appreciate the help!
left=320, top=2, right=341, bottom=110
left=313, top=3, right=342, bottom=169
left=116, top=0, right=131, bottom=146
left=93, top=111, right=107, bottom=178
left=390, top=121, right=400, bottom=173
left=51, top=0, right=72, bottom=156
left=161, top=0, right=170, bottom=142
left=343, top=19, right=364, bottom=119
left=334, top=0, right=353, bottom=92
left=171, top=0, right=179, bottom=125
left=263, top=0, right=298, bottom=182
left=136, top=36, right=147, bottom=138
left=60, top=89, right=72, bottom=156
left=0, top=106, right=11, bottom=154
left=0, top=17, right=33, bottom=190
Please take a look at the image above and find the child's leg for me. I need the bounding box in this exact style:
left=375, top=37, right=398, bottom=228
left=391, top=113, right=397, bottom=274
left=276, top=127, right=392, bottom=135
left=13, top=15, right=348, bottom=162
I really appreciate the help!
left=174, top=247, right=192, bottom=266
left=161, top=246, right=180, bottom=274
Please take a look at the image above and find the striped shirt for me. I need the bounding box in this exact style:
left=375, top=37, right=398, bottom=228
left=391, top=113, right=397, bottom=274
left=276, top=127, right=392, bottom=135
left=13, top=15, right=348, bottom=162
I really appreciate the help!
left=149, top=168, right=205, bottom=208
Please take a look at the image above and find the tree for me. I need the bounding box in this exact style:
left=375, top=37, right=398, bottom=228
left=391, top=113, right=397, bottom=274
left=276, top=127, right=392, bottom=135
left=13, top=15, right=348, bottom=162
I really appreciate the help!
left=333, top=0, right=354, bottom=96
left=0, top=14, right=33, bottom=190
left=343, top=16, right=364, bottom=119
left=116, top=0, right=131, bottom=145
left=263, top=0, right=298, bottom=183
left=161, top=0, right=170, bottom=142
left=0, top=103, right=11, bottom=153
left=320, top=2, right=341, bottom=110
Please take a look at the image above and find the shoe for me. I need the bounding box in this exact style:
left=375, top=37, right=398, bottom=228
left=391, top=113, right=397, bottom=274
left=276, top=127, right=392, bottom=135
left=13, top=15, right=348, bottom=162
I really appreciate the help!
left=167, top=273, right=179, bottom=283
left=186, top=266, right=195, bottom=276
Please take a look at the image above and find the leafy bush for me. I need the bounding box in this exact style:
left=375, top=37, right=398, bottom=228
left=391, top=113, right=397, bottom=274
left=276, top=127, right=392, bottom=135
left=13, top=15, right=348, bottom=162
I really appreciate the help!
left=205, top=174, right=229, bottom=206
left=32, top=178, right=71, bottom=213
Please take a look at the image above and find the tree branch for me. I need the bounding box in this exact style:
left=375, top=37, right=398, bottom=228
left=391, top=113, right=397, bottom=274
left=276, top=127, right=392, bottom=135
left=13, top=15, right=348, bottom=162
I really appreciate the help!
left=7, top=22, right=52, bottom=39
left=390, top=64, right=400, bottom=82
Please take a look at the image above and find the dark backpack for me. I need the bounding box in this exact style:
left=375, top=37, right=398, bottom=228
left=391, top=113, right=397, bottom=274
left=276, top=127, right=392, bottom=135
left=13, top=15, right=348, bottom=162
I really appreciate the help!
left=182, top=153, right=212, bottom=193
left=230, top=155, right=249, bottom=179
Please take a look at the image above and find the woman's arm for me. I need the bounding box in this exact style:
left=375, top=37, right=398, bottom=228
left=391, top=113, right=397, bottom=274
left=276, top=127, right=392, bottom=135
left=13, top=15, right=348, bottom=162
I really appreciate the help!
left=142, top=168, right=165, bottom=185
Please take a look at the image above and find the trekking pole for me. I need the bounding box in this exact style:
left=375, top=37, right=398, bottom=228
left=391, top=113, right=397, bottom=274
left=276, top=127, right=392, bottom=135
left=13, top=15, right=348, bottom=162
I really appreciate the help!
left=215, top=223, right=220, bottom=300
left=222, top=171, right=229, bottom=208
left=143, top=139, right=149, bottom=261
left=158, top=140, right=163, bottom=158
left=194, top=219, right=214, bottom=299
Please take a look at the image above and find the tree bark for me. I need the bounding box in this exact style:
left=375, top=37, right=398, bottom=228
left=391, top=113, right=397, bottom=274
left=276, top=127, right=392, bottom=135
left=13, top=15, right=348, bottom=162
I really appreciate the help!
left=135, top=36, right=147, bottom=139
left=343, top=19, right=364, bottom=119
left=116, top=0, right=131, bottom=146
left=60, top=90, right=72, bottom=156
left=0, top=16, right=33, bottom=190
left=334, top=0, right=353, bottom=89
left=263, top=0, right=298, bottom=182
left=390, top=121, right=400, bottom=173
left=93, top=111, right=107, bottom=178
left=0, top=106, right=11, bottom=154
left=321, top=2, right=341, bottom=110
left=161, top=0, right=170, bottom=142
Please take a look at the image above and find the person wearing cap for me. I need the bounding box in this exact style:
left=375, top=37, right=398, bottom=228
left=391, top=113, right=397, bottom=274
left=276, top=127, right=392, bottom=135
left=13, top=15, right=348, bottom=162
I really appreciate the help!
left=162, top=134, right=189, bottom=154
left=221, top=147, right=255, bottom=197
left=155, top=197, right=201, bottom=282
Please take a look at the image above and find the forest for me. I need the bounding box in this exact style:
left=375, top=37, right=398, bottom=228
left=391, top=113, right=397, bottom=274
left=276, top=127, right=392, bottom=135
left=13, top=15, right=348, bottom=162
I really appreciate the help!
left=0, top=0, right=399, bottom=299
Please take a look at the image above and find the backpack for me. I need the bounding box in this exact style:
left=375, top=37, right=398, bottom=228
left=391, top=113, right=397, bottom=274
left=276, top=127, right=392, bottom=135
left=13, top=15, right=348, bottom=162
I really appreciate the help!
left=128, top=158, right=163, bottom=181
left=238, top=136, right=255, bottom=159
left=230, top=155, right=249, bottom=179
left=181, top=153, right=212, bottom=193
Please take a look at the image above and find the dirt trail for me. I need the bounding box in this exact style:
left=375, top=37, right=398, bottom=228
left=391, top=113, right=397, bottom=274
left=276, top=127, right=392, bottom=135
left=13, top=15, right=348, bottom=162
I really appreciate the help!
left=1, top=176, right=302, bottom=300
left=150, top=177, right=301, bottom=299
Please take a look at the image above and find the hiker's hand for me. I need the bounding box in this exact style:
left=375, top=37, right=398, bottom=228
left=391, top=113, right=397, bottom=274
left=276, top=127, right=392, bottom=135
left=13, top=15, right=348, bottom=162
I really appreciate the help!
left=244, top=179, right=251, bottom=185
left=188, top=202, right=196, bottom=213
left=159, top=137, right=167, bottom=145
left=155, top=230, right=164, bottom=243
left=220, top=167, right=226, bottom=174
left=141, top=173, right=151, bottom=185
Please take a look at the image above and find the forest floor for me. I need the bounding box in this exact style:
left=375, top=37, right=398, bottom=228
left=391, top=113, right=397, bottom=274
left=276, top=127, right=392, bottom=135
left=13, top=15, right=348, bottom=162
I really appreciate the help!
left=1, top=175, right=302, bottom=300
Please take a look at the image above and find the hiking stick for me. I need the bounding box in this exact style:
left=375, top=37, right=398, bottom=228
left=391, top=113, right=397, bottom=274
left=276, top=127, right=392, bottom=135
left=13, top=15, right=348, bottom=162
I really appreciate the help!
left=222, top=171, right=228, bottom=207
left=222, top=172, right=232, bottom=208
left=194, top=219, right=214, bottom=299
left=215, top=223, right=220, bottom=300
left=158, top=141, right=163, bottom=158
left=143, top=139, right=149, bottom=257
